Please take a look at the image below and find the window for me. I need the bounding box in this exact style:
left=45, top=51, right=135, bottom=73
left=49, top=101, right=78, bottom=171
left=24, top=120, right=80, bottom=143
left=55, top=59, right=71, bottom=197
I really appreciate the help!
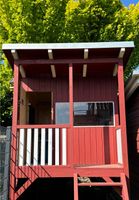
left=74, top=102, right=114, bottom=126
left=55, top=102, right=114, bottom=126
left=56, top=102, right=69, bottom=124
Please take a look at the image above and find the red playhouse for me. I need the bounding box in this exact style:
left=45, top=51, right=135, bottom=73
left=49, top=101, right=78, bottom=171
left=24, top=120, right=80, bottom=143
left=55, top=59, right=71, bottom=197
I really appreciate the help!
left=2, top=41, right=134, bottom=200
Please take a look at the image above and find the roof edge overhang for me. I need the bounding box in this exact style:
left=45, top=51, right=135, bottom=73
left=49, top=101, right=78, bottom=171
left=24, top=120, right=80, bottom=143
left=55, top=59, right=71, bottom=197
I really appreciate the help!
left=2, top=41, right=135, bottom=70
left=2, top=41, right=134, bottom=50
left=125, top=69, right=139, bottom=100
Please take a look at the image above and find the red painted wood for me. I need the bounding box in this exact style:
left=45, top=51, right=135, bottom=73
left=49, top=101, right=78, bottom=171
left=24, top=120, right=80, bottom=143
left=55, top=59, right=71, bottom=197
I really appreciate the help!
left=121, top=173, right=129, bottom=200
left=69, top=64, right=73, bottom=126
left=118, top=62, right=129, bottom=177
left=72, top=127, right=117, bottom=166
left=74, top=174, right=78, bottom=200
left=78, top=182, right=122, bottom=186
left=17, top=124, right=70, bottom=129
left=15, top=165, right=124, bottom=178
left=15, top=58, right=120, bottom=65
left=10, top=64, right=19, bottom=200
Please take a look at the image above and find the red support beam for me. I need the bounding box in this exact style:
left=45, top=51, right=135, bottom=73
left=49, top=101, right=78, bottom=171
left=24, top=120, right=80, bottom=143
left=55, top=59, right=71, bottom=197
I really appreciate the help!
left=69, top=63, right=73, bottom=126
left=74, top=173, right=79, bottom=200
left=121, top=173, right=129, bottom=200
left=15, top=58, right=120, bottom=65
left=15, top=165, right=124, bottom=179
left=10, top=63, right=19, bottom=200
left=117, top=61, right=129, bottom=177
left=69, top=64, right=74, bottom=165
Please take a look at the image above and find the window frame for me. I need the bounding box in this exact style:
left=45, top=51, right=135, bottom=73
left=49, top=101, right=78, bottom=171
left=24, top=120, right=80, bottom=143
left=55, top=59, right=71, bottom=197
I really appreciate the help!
left=55, top=101, right=115, bottom=127
left=73, top=101, right=115, bottom=128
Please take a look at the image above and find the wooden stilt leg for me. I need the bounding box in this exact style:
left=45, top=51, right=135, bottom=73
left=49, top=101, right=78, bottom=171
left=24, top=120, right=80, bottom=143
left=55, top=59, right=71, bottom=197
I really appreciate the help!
left=74, top=173, right=79, bottom=200
left=121, top=173, right=129, bottom=200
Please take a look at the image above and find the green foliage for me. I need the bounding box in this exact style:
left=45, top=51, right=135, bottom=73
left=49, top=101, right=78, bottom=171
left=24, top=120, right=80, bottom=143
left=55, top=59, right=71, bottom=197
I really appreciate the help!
left=0, top=52, right=12, bottom=126
left=0, top=0, right=139, bottom=125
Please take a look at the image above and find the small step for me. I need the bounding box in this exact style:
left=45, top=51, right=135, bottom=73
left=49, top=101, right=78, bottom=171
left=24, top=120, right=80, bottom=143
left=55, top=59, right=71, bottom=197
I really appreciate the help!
left=78, top=182, right=122, bottom=187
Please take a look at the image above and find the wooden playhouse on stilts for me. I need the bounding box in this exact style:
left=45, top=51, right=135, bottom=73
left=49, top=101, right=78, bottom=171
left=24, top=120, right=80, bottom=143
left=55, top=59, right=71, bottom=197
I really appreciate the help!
left=2, top=41, right=134, bottom=200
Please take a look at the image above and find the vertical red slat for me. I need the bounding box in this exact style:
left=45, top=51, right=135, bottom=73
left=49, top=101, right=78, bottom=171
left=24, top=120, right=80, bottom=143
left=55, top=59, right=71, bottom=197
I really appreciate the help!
left=69, top=64, right=73, bottom=126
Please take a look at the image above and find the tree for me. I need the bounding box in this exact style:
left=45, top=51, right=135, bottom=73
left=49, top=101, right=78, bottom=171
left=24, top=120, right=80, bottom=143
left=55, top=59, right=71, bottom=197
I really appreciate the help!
left=0, top=0, right=139, bottom=125
left=0, top=51, right=12, bottom=126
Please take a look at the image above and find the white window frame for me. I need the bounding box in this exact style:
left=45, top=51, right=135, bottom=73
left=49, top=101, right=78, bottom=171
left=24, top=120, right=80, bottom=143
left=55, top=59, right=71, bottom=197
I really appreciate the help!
left=73, top=101, right=115, bottom=128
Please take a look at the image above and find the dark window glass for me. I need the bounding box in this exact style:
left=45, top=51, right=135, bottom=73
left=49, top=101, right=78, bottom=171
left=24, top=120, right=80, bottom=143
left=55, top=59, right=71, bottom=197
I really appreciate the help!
left=56, top=103, right=69, bottom=124
left=55, top=102, right=114, bottom=126
left=74, top=102, right=114, bottom=126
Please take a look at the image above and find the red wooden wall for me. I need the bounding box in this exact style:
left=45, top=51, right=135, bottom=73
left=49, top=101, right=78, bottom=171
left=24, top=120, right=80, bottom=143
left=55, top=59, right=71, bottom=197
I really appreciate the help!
left=21, top=76, right=119, bottom=124
left=21, top=75, right=119, bottom=165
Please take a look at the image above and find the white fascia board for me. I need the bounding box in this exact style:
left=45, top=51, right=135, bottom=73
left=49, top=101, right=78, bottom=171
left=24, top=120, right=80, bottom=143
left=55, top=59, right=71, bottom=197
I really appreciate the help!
left=2, top=41, right=134, bottom=50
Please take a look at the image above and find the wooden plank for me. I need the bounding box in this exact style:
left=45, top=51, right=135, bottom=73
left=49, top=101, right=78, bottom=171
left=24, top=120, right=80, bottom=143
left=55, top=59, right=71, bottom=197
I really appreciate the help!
left=118, top=62, right=129, bottom=176
left=33, top=128, right=39, bottom=166
left=62, top=128, right=67, bottom=165
left=78, top=182, right=122, bottom=186
left=55, top=128, right=59, bottom=165
left=41, top=128, right=46, bottom=165
left=26, top=129, right=32, bottom=166
left=19, top=129, right=25, bottom=166
left=15, top=58, right=120, bottom=65
left=17, top=124, right=70, bottom=129
left=48, top=128, right=53, bottom=165
left=16, top=177, right=36, bottom=198
left=69, top=63, right=73, bottom=126
left=116, top=128, right=123, bottom=164
left=121, top=173, right=129, bottom=200
left=16, top=165, right=124, bottom=178
left=74, top=173, right=79, bottom=200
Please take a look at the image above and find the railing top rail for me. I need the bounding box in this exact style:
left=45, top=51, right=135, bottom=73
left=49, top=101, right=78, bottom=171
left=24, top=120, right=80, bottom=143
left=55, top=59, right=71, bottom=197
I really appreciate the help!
left=16, top=124, right=70, bottom=129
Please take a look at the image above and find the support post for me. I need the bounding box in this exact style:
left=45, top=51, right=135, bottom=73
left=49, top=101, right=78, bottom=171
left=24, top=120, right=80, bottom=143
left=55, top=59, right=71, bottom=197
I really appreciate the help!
left=117, top=61, right=129, bottom=177
left=69, top=63, right=73, bottom=126
left=10, top=63, right=19, bottom=200
left=74, top=173, right=79, bottom=200
left=69, top=64, right=73, bottom=165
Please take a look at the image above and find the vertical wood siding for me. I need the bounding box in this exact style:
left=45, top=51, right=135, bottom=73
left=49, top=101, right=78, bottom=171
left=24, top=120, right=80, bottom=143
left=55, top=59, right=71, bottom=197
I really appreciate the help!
left=21, top=76, right=118, bottom=165
left=126, top=88, right=139, bottom=200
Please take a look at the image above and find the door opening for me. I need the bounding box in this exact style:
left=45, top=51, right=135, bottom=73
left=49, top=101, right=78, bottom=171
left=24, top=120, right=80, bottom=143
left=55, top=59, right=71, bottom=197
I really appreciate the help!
left=28, top=92, right=52, bottom=124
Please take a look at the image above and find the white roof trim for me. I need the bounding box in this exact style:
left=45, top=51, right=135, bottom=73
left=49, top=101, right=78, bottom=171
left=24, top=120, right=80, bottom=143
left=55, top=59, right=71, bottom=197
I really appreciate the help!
left=125, top=70, right=139, bottom=100
left=2, top=41, right=134, bottom=50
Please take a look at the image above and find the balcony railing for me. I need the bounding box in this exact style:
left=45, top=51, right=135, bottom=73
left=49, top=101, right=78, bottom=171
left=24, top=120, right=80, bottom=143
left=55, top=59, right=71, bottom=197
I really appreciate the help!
left=16, top=125, right=70, bottom=166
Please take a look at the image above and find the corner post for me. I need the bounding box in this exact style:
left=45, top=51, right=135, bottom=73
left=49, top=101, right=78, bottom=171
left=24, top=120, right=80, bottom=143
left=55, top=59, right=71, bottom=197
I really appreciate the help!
left=10, top=63, right=19, bottom=200
left=117, top=61, right=129, bottom=177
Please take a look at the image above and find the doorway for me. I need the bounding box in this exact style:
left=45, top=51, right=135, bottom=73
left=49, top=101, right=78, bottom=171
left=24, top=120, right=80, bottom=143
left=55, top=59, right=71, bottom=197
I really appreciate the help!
left=28, top=92, right=52, bottom=124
